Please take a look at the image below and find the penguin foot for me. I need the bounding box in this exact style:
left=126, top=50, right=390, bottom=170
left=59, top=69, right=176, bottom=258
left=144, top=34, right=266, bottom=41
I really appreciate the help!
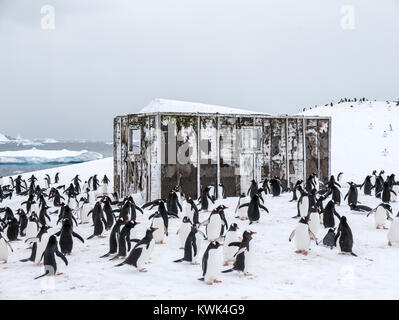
left=179, top=247, right=184, bottom=249
left=98, top=235, right=106, bottom=238
left=213, top=279, right=222, bottom=283
left=56, top=272, right=63, bottom=276
left=303, top=251, right=308, bottom=256
left=295, top=250, right=303, bottom=254
left=223, top=262, right=229, bottom=266
left=139, top=268, right=147, bottom=272
left=383, top=226, right=388, bottom=230
left=244, top=272, right=252, bottom=276
left=388, top=241, right=392, bottom=246
left=2, top=260, right=7, bottom=264
left=191, top=262, right=199, bottom=265
left=206, top=282, right=213, bottom=285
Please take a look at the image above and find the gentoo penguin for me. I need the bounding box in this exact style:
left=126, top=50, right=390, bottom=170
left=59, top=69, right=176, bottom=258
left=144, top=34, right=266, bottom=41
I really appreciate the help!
left=360, top=176, right=373, bottom=196
left=177, top=216, right=193, bottom=249
left=247, top=180, right=258, bottom=199
left=87, top=202, right=107, bottom=239
left=269, top=177, right=282, bottom=196
left=114, top=227, right=158, bottom=272
left=201, top=205, right=228, bottom=241
left=199, top=186, right=215, bottom=211
left=101, top=175, right=110, bottom=195
left=322, top=228, right=336, bottom=249
left=217, top=183, right=226, bottom=199
left=294, top=190, right=310, bottom=218
left=150, top=211, right=167, bottom=244
left=388, top=212, right=399, bottom=246
left=21, top=225, right=52, bottom=263
left=370, top=170, right=377, bottom=186
left=307, top=210, right=320, bottom=240
left=235, top=193, right=249, bottom=221
left=290, top=180, right=303, bottom=202
left=17, top=209, right=28, bottom=237
left=349, top=204, right=373, bottom=213
left=184, top=197, right=200, bottom=224
left=100, top=218, right=125, bottom=258
left=334, top=216, right=357, bottom=256
left=102, top=197, right=116, bottom=229
left=222, top=230, right=256, bottom=276
left=199, top=241, right=223, bottom=285
left=54, top=219, right=84, bottom=255
left=0, top=232, right=13, bottom=263
left=344, top=182, right=359, bottom=205
left=367, top=203, right=392, bottom=229
left=262, top=178, right=270, bottom=194
left=238, top=194, right=268, bottom=224
left=289, top=217, right=318, bottom=255
left=111, top=220, right=139, bottom=259
left=380, top=182, right=396, bottom=203
left=6, top=218, right=19, bottom=241
left=321, top=200, right=341, bottom=228
left=79, top=197, right=92, bottom=224
left=167, top=191, right=182, bottom=216
left=337, top=172, right=344, bottom=184
left=34, top=235, right=68, bottom=279
left=54, top=172, right=60, bottom=184
left=25, top=213, right=40, bottom=242
left=305, top=175, right=316, bottom=193
left=223, top=223, right=241, bottom=265
left=174, top=224, right=206, bottom=265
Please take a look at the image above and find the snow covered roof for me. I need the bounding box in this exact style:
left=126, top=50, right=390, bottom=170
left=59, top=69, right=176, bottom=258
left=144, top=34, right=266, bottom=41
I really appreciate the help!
left=138, top=98, right=270, bottom=115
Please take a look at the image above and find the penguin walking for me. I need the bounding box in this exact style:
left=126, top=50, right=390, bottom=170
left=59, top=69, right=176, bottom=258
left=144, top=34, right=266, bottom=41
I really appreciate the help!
left=79, top=198, right=92, bottom=224
left=25, top=213, right=40, bottom=243
left=34, top=235, right=68, bottom=279
left=20, top=225, right=52, bottom=263
left=199, top=241, right=223, bottom=285
left=111, top=220, right=139, bottom=259
left=334, top=216, right=357, bottom=256
left=235, top=193, right=249, bottom=221
left=54, top=219, right=84, bottom=255
left=388, top=212, right=399, bottom=246
left=114, top=227, right=158, bottom=272
left=367, top=203, right=392, bottom=229
left=100, top=218, right=125, bottom=258
left=149, top=212, right=166, bottom=244
left=247, top=180, right=258, bottom=199
left=222, top=230, right=256, bottom=276
left=174, top=225, right=206, bottom=265
left=289, top=217, right=318, bottom=255
left=0, top=232, right=13, bottom=263
left=87, top=202, right=108, bottom=239
left=223, top=223, right=240, bottom=265
left=177, top=216, right=193, bottom=249
left=294, top=190, right=310, bottom=218
left=238, top=194, right=268, bottom=224
left=290, top=181, right=303, bottom=202
left=201, top=205, right=228, bottom=241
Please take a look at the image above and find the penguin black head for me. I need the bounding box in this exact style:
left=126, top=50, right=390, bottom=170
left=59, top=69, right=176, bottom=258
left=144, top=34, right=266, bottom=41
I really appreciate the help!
left=240, top=193, right=246, bottom=198
left=47, top=235, right=57, bottom=246
left=243, top=230, right=256, bottom=240
left=380, top=203, right=392, bottom=213
left=148, top=226, right=159, bottom=233
left=208, top=241, right=222, bottom=249
left=299, top=217, right=309, bottom=224
left=229, top=223, right=239, bottom=231
left=340, top=216, right=347, bottom=224
left=182, top=216, right=191, bottom=224
left=217, top=205, right=228, bottom=212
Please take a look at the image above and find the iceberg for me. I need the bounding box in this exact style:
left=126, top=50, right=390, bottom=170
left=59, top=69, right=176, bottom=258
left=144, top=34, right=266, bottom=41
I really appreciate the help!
left=0, top=148, right=103, bottom=165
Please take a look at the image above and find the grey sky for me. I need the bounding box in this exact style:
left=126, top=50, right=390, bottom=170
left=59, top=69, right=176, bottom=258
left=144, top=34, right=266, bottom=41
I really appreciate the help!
left=0, top=0, right=398, bottom=140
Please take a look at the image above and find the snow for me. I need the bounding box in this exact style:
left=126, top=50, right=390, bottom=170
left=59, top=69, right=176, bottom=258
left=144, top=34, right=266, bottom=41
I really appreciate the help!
left=1, top=156, right=399, bottom=300
left=139, top=98, right=270, bottom=115
left=0, top=148, right=103, bottom=165
left=301, top=100, right=399, bottom=182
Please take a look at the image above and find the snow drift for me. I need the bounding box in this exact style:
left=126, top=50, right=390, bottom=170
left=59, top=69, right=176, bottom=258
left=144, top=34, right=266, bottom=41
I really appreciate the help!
left=301, top=100, right=399, bottom=182
left=0, top=148, right=103, bottom=165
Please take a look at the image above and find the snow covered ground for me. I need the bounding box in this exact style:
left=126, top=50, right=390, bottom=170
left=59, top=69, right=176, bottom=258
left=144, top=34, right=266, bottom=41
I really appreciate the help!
left=1, top=156, right=399, bottom=300
left=301, top=100, right=399, bottom=182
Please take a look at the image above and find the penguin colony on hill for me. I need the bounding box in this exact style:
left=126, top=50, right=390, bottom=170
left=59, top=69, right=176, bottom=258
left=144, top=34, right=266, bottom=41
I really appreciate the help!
left=1, top=167, right=399, bottom=288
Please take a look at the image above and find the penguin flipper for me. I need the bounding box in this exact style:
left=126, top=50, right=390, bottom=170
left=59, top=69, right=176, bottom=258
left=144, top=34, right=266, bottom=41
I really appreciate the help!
left=351, top=252, right=357, bottom=257
left=34, top=270, right=50, bottom=280
left=221, top=268, right=234, bottom=273
left=173, top=258, right=184, bottom=263
left=289, top=230, right=295, bottom=242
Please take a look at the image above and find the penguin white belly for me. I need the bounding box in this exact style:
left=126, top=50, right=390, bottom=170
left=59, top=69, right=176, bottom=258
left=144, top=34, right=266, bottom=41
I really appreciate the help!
left=0, top=238, right=8, bottom=262
left=294, top=224, right=311, bottom=251
left=152, top=218, right=165, bottom=243
left=388, top=219, right=399, bottom=243
left=370, top=176, right=376, bottom=185
left=89, top=191, right=96, bottom=205
left=25, top=222, right=38, bottom=240
left=299, top=198, right=309, bottom=217
left=375, top=208, right=386, bottom=227
left=207, top=216, right=222, bottom=241
left=308, top=212, right=320, bottom=238
left=30, top=203, right=40, bottom=214
left=223, top=232, right=240, bottom=262
left=35, top=233, right=50, bottom=264
left=237, top=206, right=248, bottom=220
left=182, top=203, right=191, bottom=220
left=193, top=234, right=203, bottom=263
left=135, top=249, right=146, bottom=270
left=68, top=199, right=77, bottom=211
left=392, top=186, right=399, bottom=202
left=204, top=249, right=221, bottom=283
left=80, top=204, right=92, bottom=224
left=178, top=223, right=191, bottom=248
left=243, top=248, right=254, bottom=274
left=101, top=183, right=108, bottom=195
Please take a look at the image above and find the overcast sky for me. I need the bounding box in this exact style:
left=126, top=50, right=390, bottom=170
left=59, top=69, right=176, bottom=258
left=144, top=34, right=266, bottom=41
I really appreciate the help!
left=0, top=0, right=398, bottom=140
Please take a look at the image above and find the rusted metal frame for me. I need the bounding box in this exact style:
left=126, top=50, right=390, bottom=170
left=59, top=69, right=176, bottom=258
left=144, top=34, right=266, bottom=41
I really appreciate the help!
left=303, top=118, right=307, bottom=182
left=285, top=117, right=289, bottom=188
left=197, top=116, right=201, bottom=200
left=216, top=116, right=221, bottom=198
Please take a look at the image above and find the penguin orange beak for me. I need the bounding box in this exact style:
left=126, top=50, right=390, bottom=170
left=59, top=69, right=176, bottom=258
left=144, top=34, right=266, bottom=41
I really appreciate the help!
left=218, top=244, right=223, bottom=247
left=136, top=222, right=141, bottom=224
left=153, top=228, right=159, bottom=230
left=251, top=231, right=257, bottom=234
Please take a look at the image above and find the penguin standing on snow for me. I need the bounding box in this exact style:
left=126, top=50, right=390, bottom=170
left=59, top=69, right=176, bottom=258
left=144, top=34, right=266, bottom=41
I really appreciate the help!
left=289, top=217, right=318, bottom=255
left=392, top=183, right=399, bottom=202
left=177, top=216, right=193, bottom=249
left=174, top=224, right=206, bottom=265
left=184, top=197, right=200, bottom=224
left=198, top=186, right=215, bottom=211
left=100, top=218, right=125, bottom=258
left=321, top=200, right=341, bottom=228
left=217, top=183, right=226, bottom=199
left=388, top=212, right=399, bottom=246
left=201, top=205, right=228, bottom=241
left=322, top=228, right=336, bottom=249
left=269, top=177, right=282, bottom=196
left=6, top=218, right=19, bottom=241
left=262, top=178, right=270, bottom=194
left=20, top=225, right=51, bottom=263
left=238, top=194, right=268, bottom=224
left=114, top=227, right=158, bottom=272
left=293, top=190, right=310, bottom=218
left=0, top=231, right=13, bottom=263
left=367, top=203, right=392, bottom=229
left=235, top=193, right=249, bottom=221
left=149, top=211, right=167, bottom=244
left=87, top=202, right=108, bottom=239
left=34, top=235, right=68, bottom=279
left=222, top=230, right=256, bottom=276
left=199, top=241, right=223, bottom=285
left=54, top=219, right=84, bottom=255
left=111, top=220, right=140, bottom=259
left=380, top=182, right=397, bottom=203
left=247, top=180, right=258, bottom=199
left=344, top=182, right=359, bottom=205
left=335, top=216, right=357, bottom=256
left=290, top=180, right=303, bottom=202
left=17, top=209, right=28, bottom=237
left=360, top=176, right=373, bottom=196
left=167, top=191, right=182, bottom=216
left=223, top=223, right=240, bottom=265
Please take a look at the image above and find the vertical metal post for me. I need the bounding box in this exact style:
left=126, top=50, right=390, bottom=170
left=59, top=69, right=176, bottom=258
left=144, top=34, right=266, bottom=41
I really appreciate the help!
left=216, top=116, right=221, bottom=198
left=285, top=117, right=289, bottom=188
left=328, top=117, right=332, bottom=179
left=197, top=116, right=201, bottom=200
left=303, top=117, right=307, bottom=182
left=147, top=116, right=151, bottom=202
